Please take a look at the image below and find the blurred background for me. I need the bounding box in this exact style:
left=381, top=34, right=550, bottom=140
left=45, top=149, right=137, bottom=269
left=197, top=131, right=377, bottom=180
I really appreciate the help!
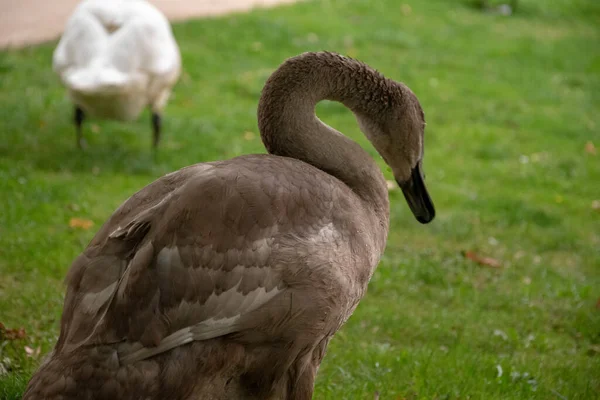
left=0, top=0, right=598, bottom=398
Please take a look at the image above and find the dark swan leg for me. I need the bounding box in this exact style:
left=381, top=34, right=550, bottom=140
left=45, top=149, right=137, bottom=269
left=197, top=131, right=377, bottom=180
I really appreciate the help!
left=151, top=111, right=161, bottom=149
left=74, top=106, right=85, bottom=149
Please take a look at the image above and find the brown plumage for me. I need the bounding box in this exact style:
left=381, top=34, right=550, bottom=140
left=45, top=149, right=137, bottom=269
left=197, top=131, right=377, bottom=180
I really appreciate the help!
left=24, top=51, right=435, bottom=400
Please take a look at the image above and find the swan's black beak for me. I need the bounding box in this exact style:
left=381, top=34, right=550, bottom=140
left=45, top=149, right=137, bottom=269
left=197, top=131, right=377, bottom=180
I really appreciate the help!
left=397, top=163, right=435, bottom=224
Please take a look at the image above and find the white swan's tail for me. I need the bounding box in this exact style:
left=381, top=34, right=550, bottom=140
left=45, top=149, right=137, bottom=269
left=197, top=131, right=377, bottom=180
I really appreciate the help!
left=62, top=64, right=145, bottom=96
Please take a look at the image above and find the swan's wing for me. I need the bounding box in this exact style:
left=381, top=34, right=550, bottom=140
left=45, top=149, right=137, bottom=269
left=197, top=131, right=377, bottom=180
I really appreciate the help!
left=52, top=5, right=109, bottom=77
left=56, top=157, right=348, bottom=364
left=104, top=1, right=181, bottom=80
left=55, top=163, right=214, bottom=353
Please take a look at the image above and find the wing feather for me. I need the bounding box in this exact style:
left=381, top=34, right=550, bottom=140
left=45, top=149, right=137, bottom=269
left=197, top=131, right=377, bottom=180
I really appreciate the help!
left=57, top=157, right=355, bottom=364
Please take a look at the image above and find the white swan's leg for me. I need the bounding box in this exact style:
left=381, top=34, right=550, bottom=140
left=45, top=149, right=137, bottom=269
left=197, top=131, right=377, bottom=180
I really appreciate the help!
left=151, top=110, right=161, bottom=149
left=74, top=105, right=86, bottom=149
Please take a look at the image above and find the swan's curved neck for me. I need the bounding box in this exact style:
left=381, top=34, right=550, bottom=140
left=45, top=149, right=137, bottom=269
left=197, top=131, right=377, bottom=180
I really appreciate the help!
left=258, top=52, right=394, bottom=223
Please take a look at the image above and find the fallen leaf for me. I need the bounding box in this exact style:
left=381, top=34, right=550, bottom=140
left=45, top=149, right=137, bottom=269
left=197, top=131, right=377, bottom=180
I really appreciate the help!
left=69, top=217, right=94, bottom=230
left=91, top=124, right=100, bottom=134
left=585, top=141, right=596, bottom=155
left=243, top=131, right=255, bottom=141
left=0, top=323, right=26, bottom=340
left=464, top=251, right=502, bottom=268
left=386, top=180, right=396, bottom=191
left=522, top=276, right=532, bottom=285
left=592, top=200, right=600, bottom=211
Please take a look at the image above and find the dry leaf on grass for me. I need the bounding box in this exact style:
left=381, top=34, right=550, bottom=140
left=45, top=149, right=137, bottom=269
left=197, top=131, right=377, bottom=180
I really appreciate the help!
left=386, top=180, right=396, bottom=191
left=69, top=217, right=94, bottom=230
left=0, top=323, right=26, bottom=340
left=463, top=251, right=502, bottom=268
left=243, top=131, right=255, bottom=141
left=584, top=141, right=596, bottom=155
left=592, top=200, right=600, bottom=211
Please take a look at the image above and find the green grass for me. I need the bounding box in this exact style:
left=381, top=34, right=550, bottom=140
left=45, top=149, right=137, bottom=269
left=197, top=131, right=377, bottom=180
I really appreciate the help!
left=1, top=0, right=599, bottom=398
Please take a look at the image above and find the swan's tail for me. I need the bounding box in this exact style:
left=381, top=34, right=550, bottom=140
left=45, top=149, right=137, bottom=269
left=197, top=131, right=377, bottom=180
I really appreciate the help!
left=22, top=345, right=160, bottom=400
left=59, top=64, right=148, bottom=120
left=22, top=340, right=255, bottom=399
left=62, top=65, right=144, bottom=96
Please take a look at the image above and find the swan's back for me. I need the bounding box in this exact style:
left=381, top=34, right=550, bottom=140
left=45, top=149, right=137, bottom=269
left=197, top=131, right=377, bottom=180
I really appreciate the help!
left=53, top=0, right=181, bottom=120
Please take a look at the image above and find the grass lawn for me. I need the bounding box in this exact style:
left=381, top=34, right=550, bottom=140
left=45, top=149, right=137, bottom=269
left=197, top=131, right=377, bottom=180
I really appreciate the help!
left=1, top=0, right=599, bottom=398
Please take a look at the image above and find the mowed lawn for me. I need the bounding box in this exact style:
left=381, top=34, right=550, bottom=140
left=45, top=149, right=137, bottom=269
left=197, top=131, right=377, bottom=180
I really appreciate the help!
left=0, top=0, right=599, bottom=398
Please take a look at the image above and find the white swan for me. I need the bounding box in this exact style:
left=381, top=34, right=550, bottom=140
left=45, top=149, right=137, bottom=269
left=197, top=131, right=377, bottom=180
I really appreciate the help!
left=53, top=0, right=181, bottom=148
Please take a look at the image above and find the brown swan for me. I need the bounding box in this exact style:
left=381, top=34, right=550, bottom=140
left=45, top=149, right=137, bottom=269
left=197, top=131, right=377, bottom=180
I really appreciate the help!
left=24, top=51, right=435, bottom=400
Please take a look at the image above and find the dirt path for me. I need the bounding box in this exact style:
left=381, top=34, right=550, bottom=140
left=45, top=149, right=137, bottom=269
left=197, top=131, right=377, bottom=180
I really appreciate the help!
left=0, top=0, right=298, bottom=49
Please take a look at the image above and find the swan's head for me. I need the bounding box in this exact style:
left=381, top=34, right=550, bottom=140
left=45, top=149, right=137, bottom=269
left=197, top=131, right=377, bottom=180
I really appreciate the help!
left=357, top=84, right=435, bottom=224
